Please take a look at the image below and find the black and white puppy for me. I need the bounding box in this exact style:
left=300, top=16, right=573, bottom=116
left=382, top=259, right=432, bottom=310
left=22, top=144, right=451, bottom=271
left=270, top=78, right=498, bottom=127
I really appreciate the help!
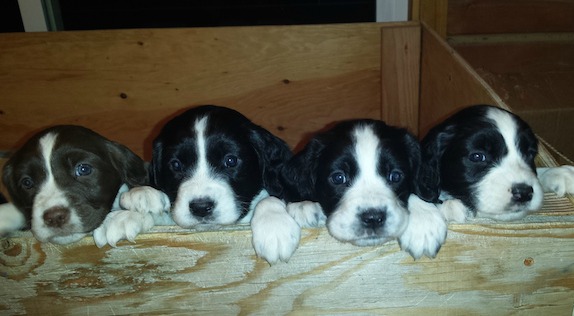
left=420, top=104, right=574, bottom=222
left=117, top=105, right=293, bottom=239
left=1, top=125, right=148, bottom=244
left=252, top=119, right=447, bottom=263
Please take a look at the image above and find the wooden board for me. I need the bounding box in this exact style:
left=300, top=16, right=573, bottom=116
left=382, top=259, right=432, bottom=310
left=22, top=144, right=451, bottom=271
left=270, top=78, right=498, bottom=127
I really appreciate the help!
left=0, top=23, right=386, bottom=159
left=381, top=24, right=421, bottom=135
left=1, top=206, right=574, bottom=315
left=412, top=0, right=448, bottom=38
left=451, top=35, right=574, bottom=160
left=418, top=23, right=507, bottom=137
left=447, top=0, right=574, bottom=35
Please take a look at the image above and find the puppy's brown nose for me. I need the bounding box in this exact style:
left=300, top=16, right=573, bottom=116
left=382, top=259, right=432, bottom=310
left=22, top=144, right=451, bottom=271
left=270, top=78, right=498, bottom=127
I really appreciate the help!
left=43, top=207, right=70, bottom=228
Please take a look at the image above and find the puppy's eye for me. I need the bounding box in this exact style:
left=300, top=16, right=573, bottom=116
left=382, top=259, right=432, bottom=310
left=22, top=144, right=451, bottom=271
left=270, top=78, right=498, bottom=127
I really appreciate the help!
left=224, top=155, right=238, bottom=168
left=75, top=163, right=93, bottom=176
left=330, top=172, right=347, bottom=185
left=469, top=152, right=487, bottom=162
left=169, top=159, right=183, bottom=172
left=388, top=170, right=403, bottom=183
left=20, top=177, right=34, bottom=190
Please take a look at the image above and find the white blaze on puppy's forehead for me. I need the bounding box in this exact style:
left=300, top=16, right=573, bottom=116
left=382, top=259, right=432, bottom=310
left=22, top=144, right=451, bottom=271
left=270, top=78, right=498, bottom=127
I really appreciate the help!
left=33, top=132, right=74, bottom=242
left=195, top=115, right=209, bottom=174
left=39, top=132, right=58, bottom=180
left=353, top=124, right=380, bottom=177
left=36, top=132, right=66, bottom=208
left=486, top=108, right=519, bottom=158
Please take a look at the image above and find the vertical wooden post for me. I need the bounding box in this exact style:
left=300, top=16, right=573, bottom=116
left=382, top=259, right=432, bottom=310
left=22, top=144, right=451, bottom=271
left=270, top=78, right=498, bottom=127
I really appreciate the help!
left=380, top=24, right=421, bottom=135
left=412, top=0, right=448, bottom=38
left=418, top=23, right=503, bottom=136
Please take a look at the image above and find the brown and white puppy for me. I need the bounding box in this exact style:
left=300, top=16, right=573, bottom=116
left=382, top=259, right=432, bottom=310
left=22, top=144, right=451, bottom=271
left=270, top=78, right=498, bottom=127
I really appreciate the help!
left=1, top=125, right=148, bottom=244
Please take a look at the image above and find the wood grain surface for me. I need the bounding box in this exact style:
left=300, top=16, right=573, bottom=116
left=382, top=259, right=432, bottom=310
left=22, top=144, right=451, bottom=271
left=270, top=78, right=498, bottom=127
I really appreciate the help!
left=381, top=24, right=421, bottom=135
left=1, top=200, right=573, bottom=315
left=448, top=0, right=574, bottom=35
left=418, top=24, right=507, bottom=137
left=0, top=23, right=390, bottom=158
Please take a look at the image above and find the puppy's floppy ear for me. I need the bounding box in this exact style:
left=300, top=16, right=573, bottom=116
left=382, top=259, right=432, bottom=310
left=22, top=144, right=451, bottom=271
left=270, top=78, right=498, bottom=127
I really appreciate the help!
left=401, top=131, right=428, bottom=200
left=280, top=137, right=325, bottom=202
left=1, top=160, right=14, bottom=201
left=2, top=158, right=21, bottom=207
left=418, top=123, right=457, bottom=202
left=248, top=126, right=292, bottom=197
left=1, top=159, right=32, bottom=229
left=148, top=139, right=163, bottom=188
left=105, top=140, right=149, bottom=187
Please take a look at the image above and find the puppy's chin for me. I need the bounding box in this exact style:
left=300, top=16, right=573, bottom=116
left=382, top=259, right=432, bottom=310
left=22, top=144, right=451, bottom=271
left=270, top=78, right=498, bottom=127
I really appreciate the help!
left=477, top=210, right=530, bottom=221
left=31, top=208, right=88, bottom=244
left=48, top=232, right=88, bottom=244
left=348, top=236, right=395, bottom=247
left=471, top=178, right=544, bottom=221
left=171, top=171, right=245, bottom=228
left=172, top=214, right=239, bottom=229
left=467, top=190, right=543, bottom=221
left=32, top=229, right=87, bottom=244
left=326, top=209, right=408, bottom=247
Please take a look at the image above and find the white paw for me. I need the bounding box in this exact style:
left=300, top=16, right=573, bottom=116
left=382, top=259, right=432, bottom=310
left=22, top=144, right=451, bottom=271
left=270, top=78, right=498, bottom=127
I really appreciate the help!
left=120, top=186, right=171, bottom=216
left=287, top=201, right=325, bottom=228
left=251, top=197, right=301, bottom=264
left=93, top=210, right=155, bottom=248
left=440, top=199, right=468, bottom=223
left=538, top=166, right=574, bottom=197
left=0, top=203, right=26, bottom=236
left=399, top=195, right=447, bottom=259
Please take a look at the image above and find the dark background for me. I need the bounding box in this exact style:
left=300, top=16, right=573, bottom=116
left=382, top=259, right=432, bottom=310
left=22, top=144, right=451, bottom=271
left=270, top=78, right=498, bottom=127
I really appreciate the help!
left=1, top=0, right=375, bottom=32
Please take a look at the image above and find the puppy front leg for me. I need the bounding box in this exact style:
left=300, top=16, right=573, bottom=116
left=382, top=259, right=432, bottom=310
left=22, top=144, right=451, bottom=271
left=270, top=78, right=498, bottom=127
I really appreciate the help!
left=399, top=195, right=447, bottom=259
left=438, top=198, right=469, bottom=223
left=0, top=203, right=26, bottom=236
left=286, top=201, right=326, bottom=228
left=251, top=196, right=301, bottom=264
left=93, top=210, right=154, bottom=248
left=93, top=186, right=174, bottom=248
left=538, top=166, right=574, bottom=197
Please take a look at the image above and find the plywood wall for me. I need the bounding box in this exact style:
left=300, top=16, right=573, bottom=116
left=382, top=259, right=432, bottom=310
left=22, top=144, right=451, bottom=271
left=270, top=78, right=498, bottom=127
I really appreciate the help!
left=0, top=23, right=384, bottom=159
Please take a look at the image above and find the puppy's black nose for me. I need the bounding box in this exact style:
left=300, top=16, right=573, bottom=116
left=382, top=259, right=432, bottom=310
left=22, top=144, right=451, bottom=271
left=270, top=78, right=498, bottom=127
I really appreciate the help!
left=189, top=198, right=215, bottom=218
left=360, top=209, right=386, bottom=228
left=43, top=207, right=70, bottom=228
left=511, top=183, right=534, bottom=203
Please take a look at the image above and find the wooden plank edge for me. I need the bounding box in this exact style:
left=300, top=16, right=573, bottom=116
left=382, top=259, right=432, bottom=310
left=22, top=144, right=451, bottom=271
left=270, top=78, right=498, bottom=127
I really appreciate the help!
left=380, top=23, right=421, bottom=135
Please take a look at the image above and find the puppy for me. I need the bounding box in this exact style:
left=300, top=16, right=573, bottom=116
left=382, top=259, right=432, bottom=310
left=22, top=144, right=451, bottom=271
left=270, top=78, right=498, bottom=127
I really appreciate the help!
left=420, top=104, right=574, bottom=222
left=116, top=105, right=294, bottom=240
left=252, top=119, right=447, bottom=263
left=1, top=125, right=148, bottom=244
